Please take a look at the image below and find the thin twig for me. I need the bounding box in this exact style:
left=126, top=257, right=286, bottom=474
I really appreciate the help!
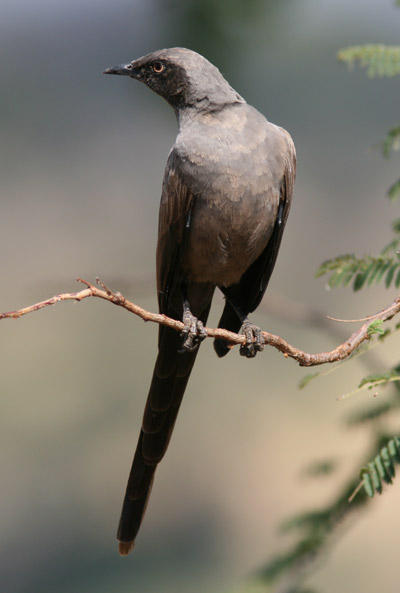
left=326, top=301, right=400, bottom=323
left=348, top=480, right=366, bottom=503
left=1, top=278, right=400, bottom=368
left=337, top=376, right=400, bottom=401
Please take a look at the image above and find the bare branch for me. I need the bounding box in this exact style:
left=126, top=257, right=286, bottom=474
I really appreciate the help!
left=326, top=302, right=400, bottom=323
left=1, top=278, right=399, bottom=368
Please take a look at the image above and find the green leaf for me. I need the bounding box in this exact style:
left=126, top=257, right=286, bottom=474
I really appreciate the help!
left=328, top=269, right=345, bottom=288
left=315, top=254, right=355, bottom=278
left=298, top=372, right=319, bottom=390
left=388, top=178, right=400, bottom=201
left=367, top=461, right=382, bottom=493
left=367, top=320, right=385, bottom=336
left=388, top=438, right=400, bottom=463
left=375, top=260, right=392, bottom=283
left=361, top=470, right=375, bottom=497
left=358, top=373, right=388, bottom=388
left=382, top=126, right=400, bottom=157
left=381, top=238, right=399, bottom=255
left=385, top=262, right=398, bottom=287
left=358, top=370, right=400, bottom=388
left=316, top=245, right=400, bottom=290
left=368, top=260, right=384, bottom=285
left=375, top=453, right=392, bottom=484
left=343, top=267, right=357, bottom=286
left=259, top=534, right=324, bottom=582
left=395, top=267, right=400, bottom=288
left=338, top=44, right=400, bottom=77
left=393, top=219, right=400, bottom=234
left=381, top=447, right=395, bottom=479
left=353, top=270, right=368, bottom=291
left=354, top=438, right=400, bottom=500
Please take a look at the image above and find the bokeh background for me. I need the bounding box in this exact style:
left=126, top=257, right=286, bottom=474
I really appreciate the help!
left=1, top=1, right=400, bottom=592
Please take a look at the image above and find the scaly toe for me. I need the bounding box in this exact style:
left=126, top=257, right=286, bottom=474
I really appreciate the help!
left=180, top=314, right=207, bottom=352
left=254, top=327, right=265, bottom=352
left=239, top=322, right=264, bottom=358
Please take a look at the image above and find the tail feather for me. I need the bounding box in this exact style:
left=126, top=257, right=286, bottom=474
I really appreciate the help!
left=213, top=301, right=241, bottom=358
left=116, top=328, right=200, bottom=551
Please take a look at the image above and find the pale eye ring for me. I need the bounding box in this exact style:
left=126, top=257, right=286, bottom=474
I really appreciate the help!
left=152, top=62, right=165, bottom=74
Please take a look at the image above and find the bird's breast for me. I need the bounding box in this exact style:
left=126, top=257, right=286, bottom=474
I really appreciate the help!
left=176, top=104, right=289, bottom=286
left=182, top=185, right=279, bottom=286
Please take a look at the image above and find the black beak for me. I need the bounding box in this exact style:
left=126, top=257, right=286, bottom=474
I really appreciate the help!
left=103, top=64, right=132, bottom=76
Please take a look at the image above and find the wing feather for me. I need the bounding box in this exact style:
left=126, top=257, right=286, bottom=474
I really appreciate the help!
left=226, top=132, right=296, bottom=313
left=156, top=150, right=195, bottom=317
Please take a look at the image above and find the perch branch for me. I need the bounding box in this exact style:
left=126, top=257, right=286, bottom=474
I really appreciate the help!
left=1, top=278, right=399, bottom=368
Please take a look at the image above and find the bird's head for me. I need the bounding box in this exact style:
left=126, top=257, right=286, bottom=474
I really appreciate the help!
left=104, top=47, right=243, bottom=112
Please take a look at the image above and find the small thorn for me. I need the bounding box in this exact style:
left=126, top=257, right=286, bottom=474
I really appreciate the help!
left=118, top=540, right=135, bottom=556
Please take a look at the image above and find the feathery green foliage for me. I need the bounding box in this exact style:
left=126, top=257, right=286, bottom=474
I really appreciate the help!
left=367, top=320, right=385, bottom=336
left=235, top=7, right=400, bottom=592
left=258, top=469, right=369, bottom=586
left=338, top=40, right=400, bottom=208
left=382, top=126, right=400, bottom=157
left=346, top=363, right=400, bottom=423
left=388, top=178, right=400, bottom=201
left=382, top=127, right=400, bottom=201
left=358, top=370, right=400, bottom=389
left=298, top=372, right=319, bottom=389
left=392, top=218, right=400, bottom=233
left=339, top=364, right=400, bottom=401
left=338, top=44, right=400, bottom=77
left=256, top=431, right=400, bottom=591
left=316, top=219, right=400, bottom=289
left=359, top=437, right=400, bottom=497
left=316, top=251, right=400, bottom=291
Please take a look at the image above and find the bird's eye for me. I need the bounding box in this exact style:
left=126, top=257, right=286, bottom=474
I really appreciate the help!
left=126, top=64, right=133, bottom=70
left=152, top=62, right=165, bottom=74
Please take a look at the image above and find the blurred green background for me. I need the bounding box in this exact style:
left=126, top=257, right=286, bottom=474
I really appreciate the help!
left=1, top=1, right=400, bottom=592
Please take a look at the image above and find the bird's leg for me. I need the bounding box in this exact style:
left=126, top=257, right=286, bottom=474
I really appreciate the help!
left=239, top=319, right=265, bottom=358
left=229, top=302, right=265, bottom=358
left=179, top=292, right=207, bottom=353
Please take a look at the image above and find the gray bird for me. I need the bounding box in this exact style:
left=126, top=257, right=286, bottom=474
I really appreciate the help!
left=104, top=47, right=296, bottom=556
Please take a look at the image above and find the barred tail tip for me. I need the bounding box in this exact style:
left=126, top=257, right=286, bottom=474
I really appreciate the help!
left=118, top=540, right=135, bottom=556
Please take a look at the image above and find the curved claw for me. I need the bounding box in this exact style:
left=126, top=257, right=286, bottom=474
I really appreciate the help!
left=179, top=311, right=207, bottom=352
left=239, top=321, right=265, bottom=358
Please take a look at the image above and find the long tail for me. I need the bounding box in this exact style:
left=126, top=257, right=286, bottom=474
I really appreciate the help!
left=213, top=301, right=241, bottom=358
left=117, top=326, right=201, bottom=555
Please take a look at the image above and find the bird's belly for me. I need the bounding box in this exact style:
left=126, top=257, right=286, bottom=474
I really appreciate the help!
left=182, top=191, right=279, bottom=287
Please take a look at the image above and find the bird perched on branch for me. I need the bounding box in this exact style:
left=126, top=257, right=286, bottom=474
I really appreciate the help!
left=104, top=47, right=296, bottom=555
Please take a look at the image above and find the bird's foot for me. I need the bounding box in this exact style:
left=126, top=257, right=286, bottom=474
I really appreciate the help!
left=180, top=310, right=207, bottom=352
left=239, top=321, right=265, bottom=358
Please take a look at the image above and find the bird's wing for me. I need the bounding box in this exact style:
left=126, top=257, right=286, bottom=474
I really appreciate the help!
left=117, top=149, right=211, bottom=552
left=239, top=130, right=296, bottom=312
left=156, top=149, right=196, bottom=318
